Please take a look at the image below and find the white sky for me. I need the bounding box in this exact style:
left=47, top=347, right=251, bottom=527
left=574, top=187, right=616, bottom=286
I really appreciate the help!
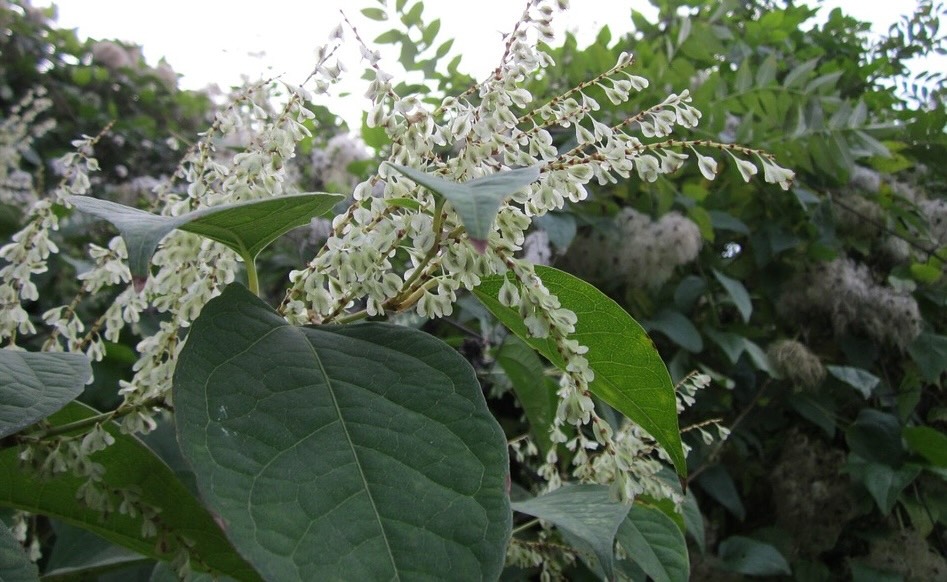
left=34, top=1, right=938, bottom=125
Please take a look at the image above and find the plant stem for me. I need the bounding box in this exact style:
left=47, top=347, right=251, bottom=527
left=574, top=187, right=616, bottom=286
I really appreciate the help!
left=20, top=396, right=168, bottom=442
left=400, top=198, right=446, bottom=294
left=245, top=256, right=260, bottom=296
left=511, top=518, right=540, bottom=536
left=333, top=310, right=369, bottom=325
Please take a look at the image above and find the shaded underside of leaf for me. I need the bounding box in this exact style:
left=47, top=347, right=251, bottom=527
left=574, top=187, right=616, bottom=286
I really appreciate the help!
left=385, top=162, right=541, bottom=242
left=68, top=193, right=341, bottom=279
left=475, top=266, right=685, bottom=475
left=0, top=402, right=258, bottom=581
left=495, top=335, right=558, bottom=455
left=0, top=518, right=39, bottom=582
left=511, top=484, right=630, bottom=580
left=616, top=504, right=690, bottom=582
left=173, top=283, right=511, bottom=581
left=0, top=349, right=91, bottom=439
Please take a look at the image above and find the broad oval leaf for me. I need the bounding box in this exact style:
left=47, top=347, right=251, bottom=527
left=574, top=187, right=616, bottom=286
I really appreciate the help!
left=826, top=365, right=880, bottom=398
left=718, top=536, right=791, bottom=576
left=644, top=310, right=703, bottom=353
left=0, top=349, right=91, bottom=439
left=617, top=504, right=689, bottom=582
left=903, top=425, right=947, bottom=467
left=0, top=402, right=257, bottom=580
left=845, top=409, right=906, bottom=467
left=173, top=284, right=511, bottom=581
left=68, top=193, right=342, bottom=280
left=0, top=520, right=39, bottom=582
left=42, top=521, right=150, bottom=580
left=908, top=332, right=947, bottom=383
left=495, top=335, right=558, bottom=455
left=475, top=266, right=686, bottom=476
left=694, top=464, right=745, bottom=521
left=384, top=162, right=541, bottom=249
left=847, top=456, right=921, bottom=515
left=511, top=484, right=630, bottom=580
left=712, top=269, right=752, bottom=323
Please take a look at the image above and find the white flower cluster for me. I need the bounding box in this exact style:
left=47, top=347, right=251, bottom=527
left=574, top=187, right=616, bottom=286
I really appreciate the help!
left=91, top=40, right=176, bottom=87
left=920, top=197, right=947, bottom=248
left=563, top=208, right=703, bottom=288
left=0, top=86, right=54, bottom=208
left=779, top=256, right=922, bottom=349
left=310, top=133, right=370, bottom=191
left=0, top=129, right=100, bottom=344
left=275, top=0, right=792, bottom=500
left=1, top=0, right=795, bottom=530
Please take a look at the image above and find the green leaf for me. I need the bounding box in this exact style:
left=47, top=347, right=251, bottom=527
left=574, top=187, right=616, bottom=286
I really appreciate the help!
left=373, top=30, right=403, bottom=44
left=704, top=328, right=746, bottom=364
left=782, top=58, right=819, bottom=88
left=827, top=365, right=880, bottom=399
left=616, top=504, right=689, bottom=582
left=384, top=163, right=541, bottom=249
left=360, top=7, right=387, bottom=20
left=908, top=332, right=947, bottom=382
left=361, top=111, right=389, bottom=149
left=695, top=465, right=744, bottom=521
left=0, top=519, right=38, bottom=582
left=847, top=456, right=921, bottom=514
left=0, top=349, right=91, bottom=439
left=150, top=562, right=221, bottom=582
left=903, top=426, right=947, bottom=467
left=534, top=212, right=577, bottom=252
left=173, top=284, right=511, bottom=581
left=850, top=561, right=903, bottom=582
left=789, top=392, right=836, bottom=438
left=496, top=335, right=558, bottom=455
left=712, top=269, right=752, bottom=323
left=68, top=193, right=341, bottom=280
left=910, top=262, right=942, bottom=284
left=681, top=489, right=706, bottom=554
left=644, top=309, right=703, bottom=353
left=511, top=485, right=629, bottom=580
left=475, top=266, right=686, bottom=475
left=43, top=522, right=149, bottom=580
left=0, top=402, right=257, bottom=581
left=718, top=536, right=790, bottom=576
left=846, top=409, right=906, bottom=467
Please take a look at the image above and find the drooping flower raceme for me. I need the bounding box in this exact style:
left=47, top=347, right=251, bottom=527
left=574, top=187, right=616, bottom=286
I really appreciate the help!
left=1, top=1, right=792, bottom=559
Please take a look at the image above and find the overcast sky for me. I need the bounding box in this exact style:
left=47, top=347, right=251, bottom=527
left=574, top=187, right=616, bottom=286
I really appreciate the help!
left=34, top=1, right=935, bottom=125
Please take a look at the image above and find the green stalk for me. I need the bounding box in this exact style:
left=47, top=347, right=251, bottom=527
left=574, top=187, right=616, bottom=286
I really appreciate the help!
left=244, top=255, right=260, bottom=297
left=20, top=396, right=168, bottom=442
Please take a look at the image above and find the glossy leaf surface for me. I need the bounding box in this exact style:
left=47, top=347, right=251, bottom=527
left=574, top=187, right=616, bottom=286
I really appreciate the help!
left=617, top=503, right=690, bottom=582
left=475, top=266, right=686, bottom=475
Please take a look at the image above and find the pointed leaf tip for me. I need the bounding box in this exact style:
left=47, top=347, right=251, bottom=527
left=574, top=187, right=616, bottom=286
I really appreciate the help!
left=384, top=162, right=542, bottom=242
left=69, top=193, right=342, bottom=281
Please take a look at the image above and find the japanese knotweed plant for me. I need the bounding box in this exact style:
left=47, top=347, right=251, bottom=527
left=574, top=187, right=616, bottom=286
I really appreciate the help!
left=0, top=1, right=789, bottom=580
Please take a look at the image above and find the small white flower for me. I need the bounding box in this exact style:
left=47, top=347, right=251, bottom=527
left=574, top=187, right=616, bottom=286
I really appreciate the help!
left=694, top=150, right=718, bottom=180
left=728, top=152, right=758, bottom=182
left=761, top=158, right=795, bottom=190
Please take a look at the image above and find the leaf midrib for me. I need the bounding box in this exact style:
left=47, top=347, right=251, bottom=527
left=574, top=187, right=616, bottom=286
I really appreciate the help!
left=303, top=329, right=400, bottom=580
